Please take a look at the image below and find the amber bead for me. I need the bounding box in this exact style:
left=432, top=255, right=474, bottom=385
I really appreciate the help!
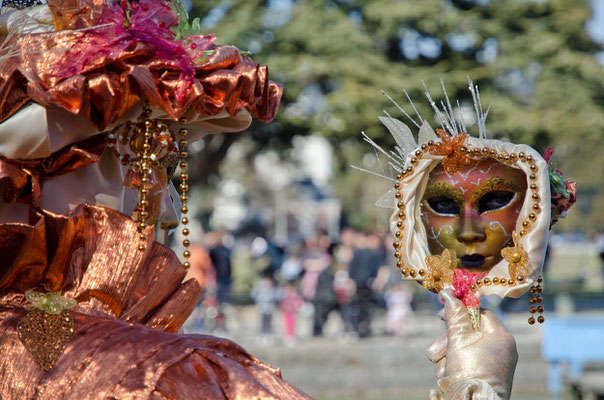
left=409, top=270, right=417, bottom=278
left=528, top=317, right=536, bottom=325
left=537, top=316, right=545, bottom=323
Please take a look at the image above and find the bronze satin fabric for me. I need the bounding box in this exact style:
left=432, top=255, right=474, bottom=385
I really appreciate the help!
left=0, top=27, right=282, bottom=130
left=0, top=134, right=105, bottom=206
left=0, top=204, right=313, bottom=399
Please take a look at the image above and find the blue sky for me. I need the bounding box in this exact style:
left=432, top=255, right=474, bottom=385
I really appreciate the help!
left=587, top=0, right=604, bottom=43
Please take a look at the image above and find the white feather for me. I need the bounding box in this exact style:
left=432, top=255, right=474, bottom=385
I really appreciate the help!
left=418, top=120, right=437, bottom=145
left=378, top=116, right=418, bottom=159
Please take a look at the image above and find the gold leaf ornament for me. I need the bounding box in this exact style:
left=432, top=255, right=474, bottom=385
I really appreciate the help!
left=423, top=249, right=456, bottom=292
left=17, top=291, right=77, bottom=371
left=501, top=231, right=530, bottom=280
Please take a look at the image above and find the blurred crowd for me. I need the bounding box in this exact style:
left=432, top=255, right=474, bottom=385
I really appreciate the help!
left=182, top=228, right=419, bottom=342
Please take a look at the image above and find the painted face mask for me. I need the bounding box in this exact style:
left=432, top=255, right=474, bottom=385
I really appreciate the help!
left=365, top=81, right=576, bottom=326
left=421, top=158, right=527, bottom=273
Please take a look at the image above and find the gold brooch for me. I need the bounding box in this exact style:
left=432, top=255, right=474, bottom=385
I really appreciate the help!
left=501, top=231, right=530, bottom=280
left=423, top=249, right=456, bottom=292
left=17, top=291, right=77, bottom=371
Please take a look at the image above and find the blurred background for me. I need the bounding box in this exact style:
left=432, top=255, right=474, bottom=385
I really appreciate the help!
left=172, top=0, right=604, bottom=399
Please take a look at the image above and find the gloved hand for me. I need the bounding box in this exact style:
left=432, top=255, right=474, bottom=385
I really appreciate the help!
left=426, top=289, right=518, bottom=400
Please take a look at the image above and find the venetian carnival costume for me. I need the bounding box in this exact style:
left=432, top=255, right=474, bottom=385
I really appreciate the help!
left=0, top=1, right=312, bottom=399
left=365, top=82, right=576, bottom=399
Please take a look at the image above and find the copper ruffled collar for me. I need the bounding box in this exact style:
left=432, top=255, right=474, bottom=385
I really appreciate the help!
left=0, top=204, right=200, bottom=332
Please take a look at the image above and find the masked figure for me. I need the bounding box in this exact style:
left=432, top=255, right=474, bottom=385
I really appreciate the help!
left=0, top=1, right=311, bottom=399
left=371, top=81, right=576, bottom=399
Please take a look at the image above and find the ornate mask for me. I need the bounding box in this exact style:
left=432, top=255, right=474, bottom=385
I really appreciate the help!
left=378, top=81, right=576, bottom=308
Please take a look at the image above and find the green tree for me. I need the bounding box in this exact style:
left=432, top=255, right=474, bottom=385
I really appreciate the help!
left=190, top=0, right=604, bottom=232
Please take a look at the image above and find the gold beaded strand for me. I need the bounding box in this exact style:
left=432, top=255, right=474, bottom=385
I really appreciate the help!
left=528, top=275, right=545, bottom=324
left=136, top=104, right=155, bottom=252
left=178, top=122, right=191, bottom=270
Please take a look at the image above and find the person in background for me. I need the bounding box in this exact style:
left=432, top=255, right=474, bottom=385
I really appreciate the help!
left=251, top=273, right=279, bottom=344
left=348, top=231, right=381, bottom=338
left=184, top=244, right=219, bottom=333
left=280, top=281, right=304, bottom=345
left=385, top=282, right=413, bottom=336
left=206, top=231, right=233, bottom=306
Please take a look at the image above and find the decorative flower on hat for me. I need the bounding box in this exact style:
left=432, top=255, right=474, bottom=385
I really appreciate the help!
left=423, top=248, right=456, bottom=292
left=25, top=291, right=77, bottom=314
left=428, top=130, right=475, bottom=175
left=501, top=231, right=530, bottom=280
left=543, top=147, right=577, bottom=225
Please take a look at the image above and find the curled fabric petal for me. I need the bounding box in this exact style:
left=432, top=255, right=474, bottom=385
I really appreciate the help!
left=0, top=3, right=283, bottom=130
left=0, top=134, right=105, bottom=206
left=0, top=204, right=312, bottom=399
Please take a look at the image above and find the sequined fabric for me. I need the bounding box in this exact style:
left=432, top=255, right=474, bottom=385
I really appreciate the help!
left=0, top=205, right=313, bottom=399
left=17, top=308, right=75, bottom=371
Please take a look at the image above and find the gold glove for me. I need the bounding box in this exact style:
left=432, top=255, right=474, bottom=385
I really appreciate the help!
left=426, top=289, right=518, bottom=400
